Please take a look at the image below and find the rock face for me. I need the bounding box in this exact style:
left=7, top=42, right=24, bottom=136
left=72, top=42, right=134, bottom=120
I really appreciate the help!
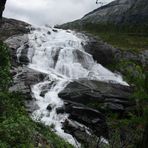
left=59, top=80, right=134, bottom=113
left=0, top=18, right=30, bottom=41
left=5, top=34, right=30, bottom=67
left=58, top=79, right=136, bottom=144
left=83, top=34, right=116, bottom=66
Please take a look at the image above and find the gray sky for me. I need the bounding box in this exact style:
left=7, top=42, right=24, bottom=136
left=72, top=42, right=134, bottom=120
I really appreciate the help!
left=4, top=0, right=113, bottom=26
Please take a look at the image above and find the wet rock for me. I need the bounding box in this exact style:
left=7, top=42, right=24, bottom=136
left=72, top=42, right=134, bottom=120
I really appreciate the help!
left=59, top=79, right=135, bottom=114
left=47, top=31, right=51, bottom=35
left=83, top=36, right=116, bottom=66
left=52, top=29, right=58, bottom=32
left=58, top=101, right=108, bottom=139
left=47, top=105, right=52, bottom=111
left=40, top=82, right=55, bottom=97
left=19, top=44, right=30, bottom=65
left=9, top=67, right=47, bottom=97
left=63, top=119, right=99, bottom=148
left=56, top=106, right=65, bottom=114
left=4, top=34, right=29, bottom=67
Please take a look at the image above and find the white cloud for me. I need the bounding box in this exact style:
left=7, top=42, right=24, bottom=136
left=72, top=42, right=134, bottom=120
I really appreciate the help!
left=4, top=0, right=113, bottom=26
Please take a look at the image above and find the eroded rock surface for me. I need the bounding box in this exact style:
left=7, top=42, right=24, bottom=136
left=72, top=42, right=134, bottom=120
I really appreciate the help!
left=0, top=18, right=30, bottom=41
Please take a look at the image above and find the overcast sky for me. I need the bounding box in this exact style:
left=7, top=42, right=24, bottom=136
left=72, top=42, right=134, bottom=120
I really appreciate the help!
left=4, top=0, right=113, bottom=26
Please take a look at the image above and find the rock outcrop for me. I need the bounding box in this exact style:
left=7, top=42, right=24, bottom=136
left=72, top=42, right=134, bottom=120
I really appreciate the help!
left=59, top=79, right=135, bottom=114
left=57, top=79, right=136, bottom=144
left=0, top=18, right=30, bottom=41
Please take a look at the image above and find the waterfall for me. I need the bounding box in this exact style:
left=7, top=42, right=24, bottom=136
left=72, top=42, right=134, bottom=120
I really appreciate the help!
left=23, top=26, right=128, bottom=147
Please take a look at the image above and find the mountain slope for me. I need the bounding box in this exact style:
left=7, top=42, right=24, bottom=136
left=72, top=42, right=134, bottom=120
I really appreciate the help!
left=60, top=0, right=148, bottom=27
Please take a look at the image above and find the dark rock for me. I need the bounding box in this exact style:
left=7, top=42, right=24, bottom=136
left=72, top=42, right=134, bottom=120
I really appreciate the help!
left=52, top=29, right=58, bottom=32
left=56, top=106, right=65, bottom=114
left=83, top=35, right=116, bottom=66
left=59, top=101, right=108, bottom=138
left=9, top=67, right=47, bottom=97
left=0, top=18, right=30, bottom=41
left=19, top=44, right=30, bottom=65
left=103, top=102, right=124, bottom=111
left=63, top=119, right=99, bottom=147
left=47, top=31, right=51, bottom=35
left=40, top=82, right=55, bottom=97
left=59, top=79, right=135, bottom=114
left=47, top=105, right=52, bottom=111
left=4, top=34, right=29, bottom=67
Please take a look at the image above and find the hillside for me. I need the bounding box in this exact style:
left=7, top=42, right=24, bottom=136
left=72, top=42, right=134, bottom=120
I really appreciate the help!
left=82, top=0, right=148, bottom=25
left=60, top=0, right=148, bottom=27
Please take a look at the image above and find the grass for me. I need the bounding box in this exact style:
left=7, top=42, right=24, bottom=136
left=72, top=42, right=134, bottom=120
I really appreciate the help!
left=93, top=32, right=148, bottom=52
left=59, top=22, right=148, bottom=52
left=0, top=42, right=73, bottom=148
left=81, top=23, right=148, bottom=52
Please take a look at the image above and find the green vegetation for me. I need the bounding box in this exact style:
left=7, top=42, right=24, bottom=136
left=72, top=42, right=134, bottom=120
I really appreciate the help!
left=0, top=42, right=73, bottom=148
left=63, top=22, right=148, bottom=147
left=62, top=22, right=148, bottom=51
left=85, top=23, right=148, bottom=51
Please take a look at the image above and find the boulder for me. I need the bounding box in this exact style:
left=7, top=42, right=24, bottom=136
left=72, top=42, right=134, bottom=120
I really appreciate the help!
left=4, top=34, right=29, bottom=67
left=63, top=119, right=100, bottom=147
left=83, top=34, right=116, bottom=66
left=9, top=67, right=47, bottom=97
left=56, top=101, right=108, bottom=139
left=59, top=79, right=135, bottom=114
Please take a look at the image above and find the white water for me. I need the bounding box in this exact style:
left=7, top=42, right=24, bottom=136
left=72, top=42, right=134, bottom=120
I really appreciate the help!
left=24, top=26, right=128, bottom=147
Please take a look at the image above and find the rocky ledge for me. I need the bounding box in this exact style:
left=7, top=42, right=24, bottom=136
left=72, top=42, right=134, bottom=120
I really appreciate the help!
left=0, top=18, right=30, bottom=41
left=57, top=79, right=135, bottom=143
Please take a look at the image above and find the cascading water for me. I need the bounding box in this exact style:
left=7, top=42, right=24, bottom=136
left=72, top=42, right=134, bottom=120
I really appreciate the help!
left=23, top=26, right=128, bottom=147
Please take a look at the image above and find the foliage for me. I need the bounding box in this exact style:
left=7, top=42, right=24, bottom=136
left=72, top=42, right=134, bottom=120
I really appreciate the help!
left=0, top=42, right=11, bottom=90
